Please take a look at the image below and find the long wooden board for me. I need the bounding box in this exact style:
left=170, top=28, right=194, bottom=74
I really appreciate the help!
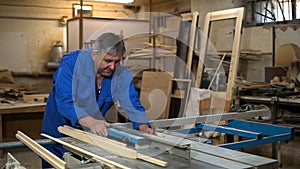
left=58, top=126, right=168, bottom=167
left=41, top=133, right=130, bottom=169
left=61, top=126, right=127, bottom=147
left=16, top=131, right=67, bottom=169
left=58, top=126, right=137, bottom=159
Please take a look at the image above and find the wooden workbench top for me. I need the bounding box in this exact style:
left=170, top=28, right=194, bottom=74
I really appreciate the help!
left=0, top=102, right=46, bottom=114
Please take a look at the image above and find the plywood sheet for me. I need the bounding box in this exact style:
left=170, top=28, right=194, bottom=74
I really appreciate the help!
left=140, top=71, right=172, bottom=120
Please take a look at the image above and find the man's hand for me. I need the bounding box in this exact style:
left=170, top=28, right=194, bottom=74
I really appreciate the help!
left=138, top=124, right=155, bottom=135
left=78, top=116, right=110, bottom=137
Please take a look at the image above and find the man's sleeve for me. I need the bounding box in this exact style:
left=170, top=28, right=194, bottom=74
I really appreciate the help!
left=128, top=81, right=151, bottom=130
left=54, top=53, right=101, bottom=126
left=55, top=60, right=81, bottom=126
left=112, top=66, right=151, bottom=129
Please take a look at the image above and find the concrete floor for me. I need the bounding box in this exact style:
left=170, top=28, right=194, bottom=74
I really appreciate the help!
left=243, top=130, right=300, bottom=169
left=0, top=131, right=299, bottom=169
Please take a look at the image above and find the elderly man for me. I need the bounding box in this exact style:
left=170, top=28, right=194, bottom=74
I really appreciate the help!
left=41, top=32, right=154, bottom=168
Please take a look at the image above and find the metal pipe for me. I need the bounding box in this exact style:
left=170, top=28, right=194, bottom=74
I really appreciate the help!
left=278, top=141, right=281, bottom=167
left=0, top=139, right=55, bottom=150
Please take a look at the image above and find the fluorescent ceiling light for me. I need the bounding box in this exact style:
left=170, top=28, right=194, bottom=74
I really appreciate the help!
left=87, top=0, right=134, bottom=3
left=73, top=4, right=93, bottom=10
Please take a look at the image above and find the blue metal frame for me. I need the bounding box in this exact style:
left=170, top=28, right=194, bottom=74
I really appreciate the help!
left=173, top=120, right=293, bottom=150
left=218, top=120, right=293, bottom=149
left=108, top=120, right=293, bottom=150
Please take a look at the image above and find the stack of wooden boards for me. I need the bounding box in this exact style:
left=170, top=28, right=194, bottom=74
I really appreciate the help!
left=0, top=69, right=48, bottom=104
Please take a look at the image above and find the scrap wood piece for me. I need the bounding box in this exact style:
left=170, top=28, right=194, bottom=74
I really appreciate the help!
left=23, top=94, right=49, bottom=103
left=58, top=126, right=168, bottom=167
left=41, top=133, right=130, bottom=169
left=15, top=131, right=67, bottom=169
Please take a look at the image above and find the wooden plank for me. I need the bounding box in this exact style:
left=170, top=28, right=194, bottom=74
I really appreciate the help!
left=181, top=12, right=193, bottom=21
left=58, top=126, right=127, bottom=147
left=16, top=131, right=67, bottom=169
left=226, top=7, right=244, bottom=102
left=140, top=71, right=172, bottom=120
left=0, top=103, right=46, bottom=115
left=210, top=11, right=240, bottom=21
left=186, top=11, right=199, bottom=78
left=58, top=126, right=136, bottom=159
left=195, top=12, right=210, bottom=88
left=58, top=126, right=168, bottom=167
left=41, top=133, right=131, bottom=169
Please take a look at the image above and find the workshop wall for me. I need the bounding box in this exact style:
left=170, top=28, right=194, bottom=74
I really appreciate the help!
left=0, top=0, right=145, bottom=94
left=0, top=0, right=142, bottom=72
left=143, top=0, right=190, bottom=15
left=0, top=0, right=188, bottom=73
left=242, top=26, right=273, bottom=82
left=0, top=19, right=63, bottom=71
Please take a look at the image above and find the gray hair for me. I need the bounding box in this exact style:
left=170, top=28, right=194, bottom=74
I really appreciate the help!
left=94, top=32, right=126, bottom=57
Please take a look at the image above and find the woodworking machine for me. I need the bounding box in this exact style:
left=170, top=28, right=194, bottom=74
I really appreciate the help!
left=55, top=109, right=292, bottom=169
left=0, top=109, right=293, bottom=169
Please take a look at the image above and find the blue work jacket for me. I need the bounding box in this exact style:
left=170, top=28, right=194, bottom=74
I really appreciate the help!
left=41, top=49, right=150, bottom=138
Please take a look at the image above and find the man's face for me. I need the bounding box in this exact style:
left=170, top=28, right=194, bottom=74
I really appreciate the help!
left=94, top=52, right=122, bottom=77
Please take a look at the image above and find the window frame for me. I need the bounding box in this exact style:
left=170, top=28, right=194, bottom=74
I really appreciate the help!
left=244, top=0, right=300, bottom=27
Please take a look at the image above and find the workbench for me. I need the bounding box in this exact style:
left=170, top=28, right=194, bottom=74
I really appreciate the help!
left=239, top=96, right=299, bottom=161
left=0, top=103, right=46, bottom=156
left=239, top=96, right=300, bottom=125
